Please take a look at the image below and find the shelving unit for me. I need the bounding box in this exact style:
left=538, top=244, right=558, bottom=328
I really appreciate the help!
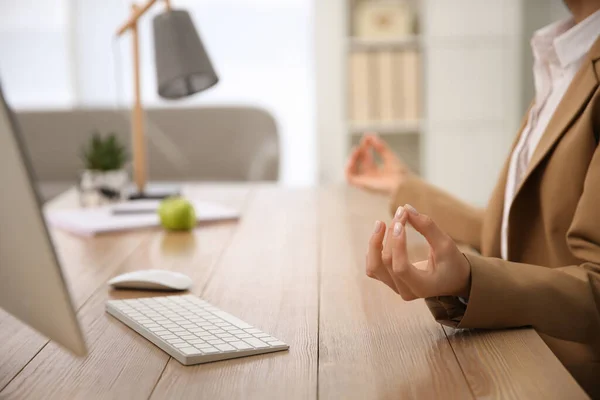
left=344, top=0, right=424, bottom=173
left=347, top=35, right=420, bottom=51
left=317, top=0, right=562, bottom=205
left=348, top=119, right=421, bottom=135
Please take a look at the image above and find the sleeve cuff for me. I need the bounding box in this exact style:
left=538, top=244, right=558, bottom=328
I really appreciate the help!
left=424, top=296, right=467, bottom=328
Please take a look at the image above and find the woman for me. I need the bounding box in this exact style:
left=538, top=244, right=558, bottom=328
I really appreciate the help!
left=346, top=4, right=600, bottom=397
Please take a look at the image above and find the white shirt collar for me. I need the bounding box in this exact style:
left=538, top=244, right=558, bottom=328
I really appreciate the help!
left=530, top=18, right=573, bottom=66
left=554, top=9, right=600, bottom=68
left=530, top=8, right=600, bottom=69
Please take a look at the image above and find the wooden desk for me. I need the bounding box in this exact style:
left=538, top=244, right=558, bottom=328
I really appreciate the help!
left=0, top=185, right=588, bottom=399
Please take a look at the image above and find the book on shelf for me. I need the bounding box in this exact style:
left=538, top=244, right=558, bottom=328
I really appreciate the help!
left=401, top=49, right=421, bottom=122
left=348, top=48, right=421, bottom=126
left=348, top=50, right=372, bottom=123
left=376, top=51, right=394, bottom=122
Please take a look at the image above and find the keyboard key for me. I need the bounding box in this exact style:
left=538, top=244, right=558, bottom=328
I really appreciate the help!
left=195, top=343, right=214, bottom=349
left=208, top=339, right=225, bottom=345
left=229, top=329, right=244, bottom=334
left=244, top=328, right=261, bottom=334
left=212, top=329, right=226, bottom=335
left=180, top=335, right=196, bottom=340
left=179, top=347, right=202, bottom=355
left=160, top=334, right=177, bottom=340
left=170, top=328, right=185, bottom=333
left=262, top=336, right=278, bottom=342
left=244, top=338, right=269, bottom=348
left=268, top=341, right=287, bottom=347
left=200, top=334, right=216, bottom=340
left=119, top=310, right=135, bottom=316
left=189, top=328, right=203, bottom=333
left=253, top=333, right=269, bottom=338
left=181, top=324, right=196, bottom=329
left=230, top=341, right=253, bottom=350
left=148, top=326, right=164, bottom=331
left=189, top=339, right=205, bottom=344
left=223, top=337, right=239, bottom=343
left=201, top=347, right=219, bottom=354
left=216, top=333, right=233, bottom=339
left=215, top=344, right=235, bottom=352
left=174, top=342, right=190, bottom=348
left=167, top=338, right=185, bottom=344
left=211, top=311, right=252, bottom=329
left=236, top=333, right=252, bottom=339
left=152, top=330, right=169, bottom=336
left=137, top=318, right=152, bottom=324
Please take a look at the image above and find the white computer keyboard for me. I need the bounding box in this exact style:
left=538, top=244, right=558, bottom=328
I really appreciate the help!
left=106, top=294, right=289, bottom=365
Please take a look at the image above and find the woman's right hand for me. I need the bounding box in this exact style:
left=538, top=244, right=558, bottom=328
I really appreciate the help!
left=345, top=133, right=411, bottom=196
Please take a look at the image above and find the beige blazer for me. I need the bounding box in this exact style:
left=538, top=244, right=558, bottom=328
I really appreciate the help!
left=390, top=37, right=600, bottom=397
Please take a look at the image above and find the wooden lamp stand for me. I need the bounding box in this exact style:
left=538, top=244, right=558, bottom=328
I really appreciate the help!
left=115, top=0, right=218, bottom=200
left=116, top=0, right=179, bottom=200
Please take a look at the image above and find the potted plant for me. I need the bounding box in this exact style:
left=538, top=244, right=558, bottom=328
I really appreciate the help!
left=78, top=131, right=129, bottom=207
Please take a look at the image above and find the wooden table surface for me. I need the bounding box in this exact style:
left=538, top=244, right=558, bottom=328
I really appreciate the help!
left=0, top=184, right=588, bottom=399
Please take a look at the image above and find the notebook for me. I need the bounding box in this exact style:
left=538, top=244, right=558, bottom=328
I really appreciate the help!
left=46, top=200, right=240, bottom=236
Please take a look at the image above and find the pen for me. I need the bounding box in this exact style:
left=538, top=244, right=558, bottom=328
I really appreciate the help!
left=111, top=209, right=157, bottom=215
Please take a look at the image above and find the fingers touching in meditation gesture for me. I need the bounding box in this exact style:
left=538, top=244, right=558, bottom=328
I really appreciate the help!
left=366, top=204, right=471, bottom=300
left=345, top=133, right=411, bottom=195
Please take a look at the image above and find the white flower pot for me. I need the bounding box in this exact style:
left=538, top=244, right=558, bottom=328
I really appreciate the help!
left=78, top=169, right=129, bottom=207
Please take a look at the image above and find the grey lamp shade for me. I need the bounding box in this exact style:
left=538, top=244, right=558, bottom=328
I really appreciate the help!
left=153, top=10, right=218, bottom=99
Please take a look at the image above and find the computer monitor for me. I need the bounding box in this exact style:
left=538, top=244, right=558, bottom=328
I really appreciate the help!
left=0, top=85, right=87, bottom=356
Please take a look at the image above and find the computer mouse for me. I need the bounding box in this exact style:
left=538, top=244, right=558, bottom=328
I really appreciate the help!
left=107, top=269, right=192, bottom=291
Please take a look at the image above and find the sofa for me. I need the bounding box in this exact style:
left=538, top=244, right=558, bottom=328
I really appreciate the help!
left=15, top=106, right=280, bottom=201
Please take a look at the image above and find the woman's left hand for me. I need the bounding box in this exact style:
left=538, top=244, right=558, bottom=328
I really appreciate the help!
left=366, top=204, right=472, bottom=300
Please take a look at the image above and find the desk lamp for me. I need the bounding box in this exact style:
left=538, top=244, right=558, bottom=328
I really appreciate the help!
left=116, top=0, right=218, bottom=200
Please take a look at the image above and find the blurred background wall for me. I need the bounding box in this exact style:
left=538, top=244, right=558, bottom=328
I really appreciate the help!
left=422, top=0, right=568, bottom=206
left=1, top=0, right=572, bottom=205
left=0, top=0, right=316, bottom=187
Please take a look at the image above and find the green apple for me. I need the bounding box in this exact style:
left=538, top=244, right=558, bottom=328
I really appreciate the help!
left=158, top=197, right=196, bottom=231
